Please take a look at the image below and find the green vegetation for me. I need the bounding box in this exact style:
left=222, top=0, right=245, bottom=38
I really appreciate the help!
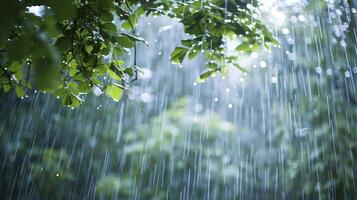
left=265, top=1, right=357, bottom=198
left=0, top=0, right=356, bottom=199
left=0, top=0, right=277, bottom=107
left=0, top=99, right=245, bottom=199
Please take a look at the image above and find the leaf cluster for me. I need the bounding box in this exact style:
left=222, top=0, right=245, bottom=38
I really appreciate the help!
left=0, top=0, right=278, bottom=107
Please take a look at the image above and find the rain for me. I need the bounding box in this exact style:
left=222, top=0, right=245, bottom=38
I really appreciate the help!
left=0, top=0, right=357, bottom=199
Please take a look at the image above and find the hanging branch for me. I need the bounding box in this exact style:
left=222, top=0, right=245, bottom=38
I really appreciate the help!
left=123, top=2, right=138, bottom=83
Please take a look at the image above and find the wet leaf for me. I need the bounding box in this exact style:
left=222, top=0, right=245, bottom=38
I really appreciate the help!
left=117, top=35, right=135, bottom=48
left=106, top=84, right=123, bottom=102
left=171, top=47, right=189, bottom=64
left=100, top=11, right=114, bottom=22
left=121, top=33, right=149, bottom=46
left=47, top=0, right=76, bottom=20
left=198, top=69, right=216, bottom=82
left=15, top=86, right=25, bottom=97
left=233, top=63, right=248, bottom=73
left=103, top=23, right=117, bottom=33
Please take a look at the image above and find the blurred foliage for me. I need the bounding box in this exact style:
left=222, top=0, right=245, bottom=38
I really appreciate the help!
left=267, top=0, right=357, bottom=198
left=285, top=91, right=357, bottom=199
left=95, top=176, right=121, bottom=199
left=0, top=0, right=277, bottom=107
left=30, top=149, right=74, bottom=200
left=0, top=98, right=248, bottom=199
left=116, top=98, right=237, bottom=199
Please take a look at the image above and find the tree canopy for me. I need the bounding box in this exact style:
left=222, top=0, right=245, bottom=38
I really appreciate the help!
left=0, top=0, right=278, bottom=107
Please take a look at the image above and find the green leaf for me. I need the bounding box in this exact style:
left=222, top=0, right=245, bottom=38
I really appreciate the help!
left=3, top=85, right=11, bottom=93
left=15, top=86, right=25, bottom=97
left=8, top=61, right=22, bottom=72
left=221, top=66, right=228, bottom=77
left=15, top=69, right=23, bottom=80
left=233, top=63, right=248, bottom=73
left=135, top=7, right=145, bottom=17
left=106, top=84, right=123, bottom=102
left=121, top=33, right=149, bottom=46
left=100, top=11, right=114, bottom=22
left=262, top=27, right=280, bottom=46
left=100, top=47, right=111, bottom=55
left=62, top=94, right=81, bottom=107
left=117, top=36, right=135, bottom=48
left=188, top=49, right=199, bottom=59
left=78, top=82, right=91, bottom=93
left=96, top=65, right=108, bottom=76
left=198, top=69, right=216, bottom=82
left=116, top=6, right=130, bottom=19
left=47, top=0, right=76, bottom=20
left=83, top=54, right=97, bottom=67
left=171, top=47, right=189, bottom=64
left=114, top=47, right=124, bottom=56
left=109, top=63, right=122, bottom=80
left=122, top=15, right=137, bottom=30
left=85, top=45, right=94, bottom=54
left=236, top=42, right=260, bottom=53
left=236, top=42, right=250, bottom=52
left=181, top=39, right=193, bottom=47
left=205, top=62, right=218, bottom=69
left=124, top=67, right=135, bottom=77
left=103, top=23, right=117, bottom=33
left=56, top=36, right=72, bottom=52
left=64, top=94, right=72, bottom=105
left=8, top=37, right=29, bottom=61
left=44, top=16, right=61, bottom=37
left=108, top=70, right=121, bottom=80
left=68, top=66, right=78, bottom=76
left=114, top=60, right=125, bottom=65
left=24, top=13, right=43, bottom=27
left=33, top=57, right=60, bottom=91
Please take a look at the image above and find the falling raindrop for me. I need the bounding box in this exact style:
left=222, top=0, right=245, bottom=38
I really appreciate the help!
left=298, top=15, right=305, bottom=22
left=140, top=92, right=153, bottom=103
left=345, top=71, right=351, bottom=78
left=288, top=53, right=295, bottom=60
left=326, top=69, right=332, bottom=75
left=2, top=1, right=357, bottom=200
left=93, top=86, right=103, bottom=96
left=260, top=60, right=267, bottom=68
left=194, top=103, right=203, bottom=113
left=352, top=66, right=357, bottom=74
left=316, top=66, right=322, bottom=74
left=282, top=28, right=290, bottom=35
